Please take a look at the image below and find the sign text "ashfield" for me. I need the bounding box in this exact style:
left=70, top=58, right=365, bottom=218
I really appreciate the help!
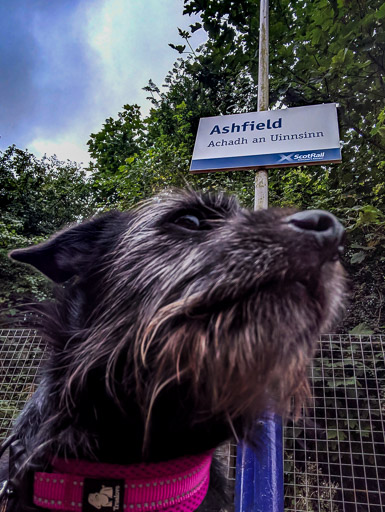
left=210, top=118, right=282, bottom=135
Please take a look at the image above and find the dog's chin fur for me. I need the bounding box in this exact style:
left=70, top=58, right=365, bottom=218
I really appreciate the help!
left=6, top=190, right=346, bottom=511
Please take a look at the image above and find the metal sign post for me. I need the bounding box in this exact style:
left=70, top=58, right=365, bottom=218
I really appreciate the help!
left=255, top=0, right=269, bottom=211
left=235, top=1, right=284, bottom=511
left=235, top=416, right=283, bottom=511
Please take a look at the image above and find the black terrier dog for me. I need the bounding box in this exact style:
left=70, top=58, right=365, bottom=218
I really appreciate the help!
left=2, top=190, right=345, bottom=512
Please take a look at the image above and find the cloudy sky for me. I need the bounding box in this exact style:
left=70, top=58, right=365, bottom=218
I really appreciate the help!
left=0, top=0, right=203, bottom=165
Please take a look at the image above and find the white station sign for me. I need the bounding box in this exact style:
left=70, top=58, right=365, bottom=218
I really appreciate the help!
left=190, top=103, right=341, bottom=173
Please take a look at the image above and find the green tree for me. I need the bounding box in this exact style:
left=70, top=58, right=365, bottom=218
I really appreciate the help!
left=0, top=146, right=95, bottom=325
left=99, top=48, right=258, bottom=210
left=87, top=104, right=145, bottom=206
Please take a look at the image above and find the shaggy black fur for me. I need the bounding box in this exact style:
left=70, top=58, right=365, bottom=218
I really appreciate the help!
left=3, top=190, right=345, bottom=511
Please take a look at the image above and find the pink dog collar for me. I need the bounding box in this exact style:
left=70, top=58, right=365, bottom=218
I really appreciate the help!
left=33, top=451, right=213, bottom=512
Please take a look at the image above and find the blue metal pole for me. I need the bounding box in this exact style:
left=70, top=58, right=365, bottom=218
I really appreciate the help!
left=236, top=0, right=285, bottom=507
left=234, top=415, right=284, bottom=512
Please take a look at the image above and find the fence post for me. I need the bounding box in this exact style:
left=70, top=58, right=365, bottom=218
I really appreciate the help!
left=235, top=414, right=283, bottom=511
left=235, top=0, right=284, bottom=509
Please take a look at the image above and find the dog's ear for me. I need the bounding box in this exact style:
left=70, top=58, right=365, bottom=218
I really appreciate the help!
left=9, top=211, right=125, bottom=283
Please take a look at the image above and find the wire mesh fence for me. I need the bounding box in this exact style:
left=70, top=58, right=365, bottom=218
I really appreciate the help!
left=284, top=334, right=385, bottom=512
left=0, top=329, right=46, bottom=439
left=0, top=330, right=384, bottom=511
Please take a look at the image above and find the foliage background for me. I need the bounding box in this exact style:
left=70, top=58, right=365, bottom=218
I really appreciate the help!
left=1, top=0, right=384, bottom=335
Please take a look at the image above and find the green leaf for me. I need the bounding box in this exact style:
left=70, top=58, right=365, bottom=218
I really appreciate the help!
left=349, top=323, right=374, bottom=335
left=375, top=2, right=385, bottom=19
left=190, top=22, right=202, bottom=33
left=168, top=44, right=186, bottom=54
left=350, top=251, right=366, bottom=264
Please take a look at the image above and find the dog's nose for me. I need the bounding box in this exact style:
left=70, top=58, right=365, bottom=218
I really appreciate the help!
left=287, top=210, right=345, bottom=257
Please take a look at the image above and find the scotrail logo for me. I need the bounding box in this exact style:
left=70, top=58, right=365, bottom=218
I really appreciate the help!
left=278, top=153, right=294, bottom=163
left=294, top=152, right=325, bottom=161
left=278, top=151, right=325, bottom=163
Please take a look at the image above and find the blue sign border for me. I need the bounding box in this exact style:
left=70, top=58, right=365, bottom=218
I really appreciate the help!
left=190, top=148, right=341, bottom=173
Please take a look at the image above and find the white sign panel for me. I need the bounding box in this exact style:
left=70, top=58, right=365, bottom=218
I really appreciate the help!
left=190, top=103, right=341, bottom=173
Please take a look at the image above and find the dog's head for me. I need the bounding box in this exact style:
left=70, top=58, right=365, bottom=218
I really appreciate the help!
left=10, top=190, right=345, bottom=458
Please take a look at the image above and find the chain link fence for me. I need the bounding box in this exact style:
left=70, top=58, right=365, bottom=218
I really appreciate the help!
left=0, top=330, right=384, bottom=511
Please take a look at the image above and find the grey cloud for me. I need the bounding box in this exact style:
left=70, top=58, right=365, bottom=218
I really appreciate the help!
left=0, top=0, right=98, bottom=150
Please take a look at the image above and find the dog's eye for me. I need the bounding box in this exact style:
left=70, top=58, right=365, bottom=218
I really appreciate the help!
left=174, top=215, right=201, bottom=230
